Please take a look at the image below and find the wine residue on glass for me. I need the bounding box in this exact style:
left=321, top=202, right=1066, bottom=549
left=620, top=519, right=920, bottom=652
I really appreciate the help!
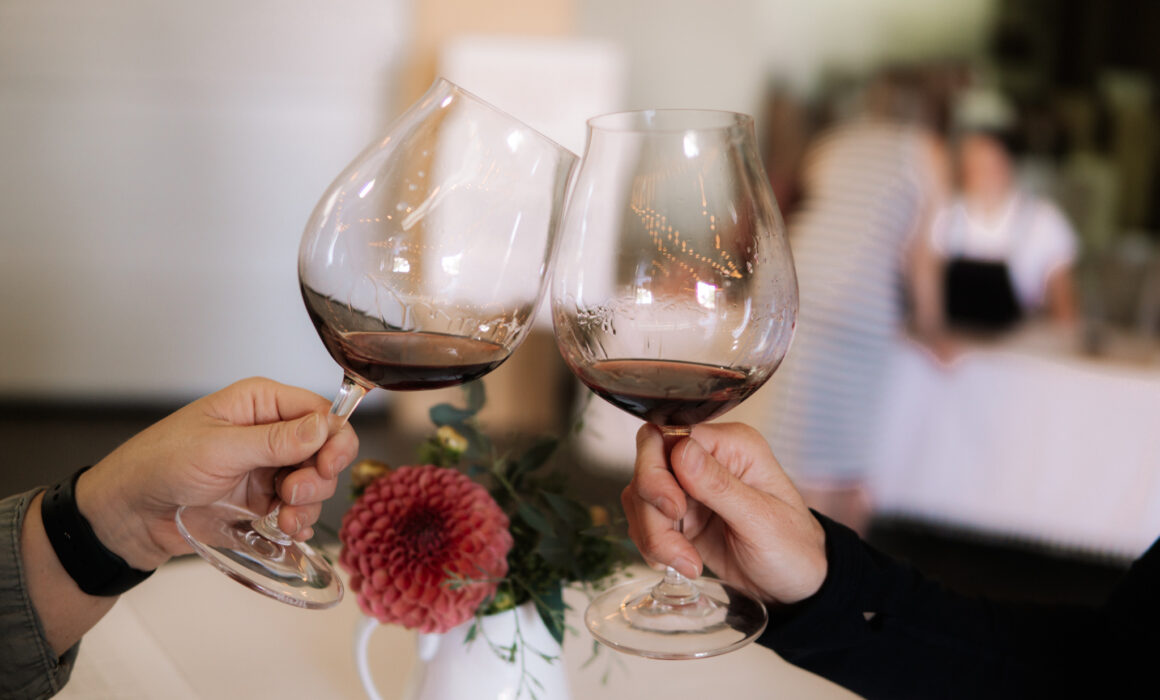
left=302, top=285, right=510, bottom=390
left=575, top=358, right=758, bottom=426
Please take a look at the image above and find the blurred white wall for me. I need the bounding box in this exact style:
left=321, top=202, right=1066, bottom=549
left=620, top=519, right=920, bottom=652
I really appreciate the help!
left=0, top=0, right=407, bottom=401
left=439, top=35, right=627, bottom=156
left=0, top=0, right=993, bottom=403
left=579, top=0, right=995, bottom=115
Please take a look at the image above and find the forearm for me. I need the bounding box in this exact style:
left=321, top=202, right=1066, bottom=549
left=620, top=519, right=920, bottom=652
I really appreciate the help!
left=23, top=491, right=119, bottom=655
left=759, top=515, right=1101, bottom=699
left=1045, top=268, right=1079, bottom=325
left=908, top=242, right=946, bottom=340
left=1, top=491, right=85, bottom=698
left=23, top=460, right=174, bottom=656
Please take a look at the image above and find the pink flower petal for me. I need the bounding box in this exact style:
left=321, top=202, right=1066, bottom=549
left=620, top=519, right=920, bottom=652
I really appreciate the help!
left=339, top=464, right=511, bottom=630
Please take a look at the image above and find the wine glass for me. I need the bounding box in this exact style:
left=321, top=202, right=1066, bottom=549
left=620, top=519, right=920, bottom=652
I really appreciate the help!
left=552, top=109, right=797, bottom=658
left=175, top=78, right=577, bottom=609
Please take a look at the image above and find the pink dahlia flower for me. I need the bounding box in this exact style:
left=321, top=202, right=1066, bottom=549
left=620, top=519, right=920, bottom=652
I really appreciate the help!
left=339, top=464, right=513, bottom=633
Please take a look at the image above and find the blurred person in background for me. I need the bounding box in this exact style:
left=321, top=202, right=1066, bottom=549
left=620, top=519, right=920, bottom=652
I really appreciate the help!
left=751, top=69, right=950, bottom=534
left=924, top=89, right=1080, bottom=338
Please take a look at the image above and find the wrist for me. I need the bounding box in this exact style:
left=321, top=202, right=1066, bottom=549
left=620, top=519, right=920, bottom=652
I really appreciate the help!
left=76, top=466, right=170, bottom=571
left=779, top=511, right=828, bottom=604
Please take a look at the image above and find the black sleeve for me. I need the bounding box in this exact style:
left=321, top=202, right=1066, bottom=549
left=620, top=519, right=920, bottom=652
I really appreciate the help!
left=755, top=513, right=1160, bottom=699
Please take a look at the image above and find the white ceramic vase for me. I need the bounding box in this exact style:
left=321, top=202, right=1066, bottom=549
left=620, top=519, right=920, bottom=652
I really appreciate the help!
left=355, top=601, right=571, bottom=700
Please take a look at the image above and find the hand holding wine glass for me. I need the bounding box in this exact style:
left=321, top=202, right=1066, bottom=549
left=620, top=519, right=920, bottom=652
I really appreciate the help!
left=176, top=79, right=576, bottom=608
left=81, top=378, right=359, bottom=572
left=624, top=422, right=828, bottom=606
left=552, top=109, right=797, bottom=658
left=22, top=378, right=357, bottom=662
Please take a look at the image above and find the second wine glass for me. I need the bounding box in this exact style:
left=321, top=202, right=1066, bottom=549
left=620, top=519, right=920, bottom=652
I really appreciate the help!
left=552, top=109, right=797, bottom=658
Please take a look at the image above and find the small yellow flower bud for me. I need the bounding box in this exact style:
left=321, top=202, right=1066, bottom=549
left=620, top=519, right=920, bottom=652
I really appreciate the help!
left=489, top=587, right=516, bottom=613
left=589, top=505, right=610, bottom=527
left=436, top=425, right=469, bottom=455
left=351, top=459, right=391, bottom=491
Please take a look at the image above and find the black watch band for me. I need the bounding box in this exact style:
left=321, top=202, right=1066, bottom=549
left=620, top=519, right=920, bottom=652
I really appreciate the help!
left=40, top=466, right=155, bottom=596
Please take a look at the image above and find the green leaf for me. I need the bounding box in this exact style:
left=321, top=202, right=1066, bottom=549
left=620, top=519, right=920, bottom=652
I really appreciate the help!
left=491, top=452, right=512, bottom=476
left=535, top=535, right=577, bottom=575
left=464, top=380, right=486, bottom=412
left=534, top=581, right=566, bottom=646
left=427, top=381, right=486, bottom=427
left=429, top=404, right=476, bottom=426
left=455, top=422, right=491, bottom=459
left=465, top=621, right=478, bottom=643
left=580, top=640, right=601, bottom=669
left=416, top=440, right=442, bottom=466
left=513, top=437, right=558, bottom=478
left=517, top=502, right=555, bottom=536
left=614, top=537, right=640, bottom=556
left=541, top=491, right=589, bottom=529
left=455, top=421, right=484, bottom=444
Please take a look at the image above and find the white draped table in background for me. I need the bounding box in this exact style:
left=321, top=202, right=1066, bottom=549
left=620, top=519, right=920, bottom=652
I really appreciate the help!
left=57, top=555, right=857, bottom=700
left=869, top=328, right=1160, bottom=559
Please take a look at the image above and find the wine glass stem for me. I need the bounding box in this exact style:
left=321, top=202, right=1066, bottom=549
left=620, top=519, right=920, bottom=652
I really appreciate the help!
left=328, top=374, right=370, bottom=430
left=653, top=425, right=699, bottom=605
left=251, top=375, right=369, bottom=542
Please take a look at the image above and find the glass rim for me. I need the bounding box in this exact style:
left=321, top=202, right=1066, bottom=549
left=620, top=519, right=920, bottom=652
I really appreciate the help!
left=431, top=76, right=579, bottom=159
left=586, top=108, right=754, bottom=134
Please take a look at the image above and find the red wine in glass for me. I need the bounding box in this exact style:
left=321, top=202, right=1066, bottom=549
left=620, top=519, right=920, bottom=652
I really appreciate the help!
left=575, top=359, right=762, bottom=427
left=302, top=286, right=510, bottom=391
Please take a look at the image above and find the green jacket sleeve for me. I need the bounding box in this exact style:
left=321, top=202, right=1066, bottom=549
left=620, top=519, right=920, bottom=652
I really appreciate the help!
left=0, top=489, right=79, bottom=699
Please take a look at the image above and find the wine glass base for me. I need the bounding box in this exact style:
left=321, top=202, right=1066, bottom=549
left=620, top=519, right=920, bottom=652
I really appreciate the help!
left=176, top=502, right=343, bottom=609
left=585, top=576, right=768, bottom=660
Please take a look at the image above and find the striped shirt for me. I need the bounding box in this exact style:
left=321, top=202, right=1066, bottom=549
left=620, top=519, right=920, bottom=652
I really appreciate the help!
left=749, top=120, right=929, bottom=485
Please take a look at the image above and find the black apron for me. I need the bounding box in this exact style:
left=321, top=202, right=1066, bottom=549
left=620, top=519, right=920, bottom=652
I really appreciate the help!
left=942, top=200, right=1028, bottom=331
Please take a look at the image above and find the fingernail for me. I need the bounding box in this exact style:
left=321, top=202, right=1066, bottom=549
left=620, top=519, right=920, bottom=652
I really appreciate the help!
left=296, top=413, right=323, bottom=442
left=286, top=515, right=302, bottom=535
left=672, top=557, right=699, bottom=578
left=680, top=440, right=706, bottom=474
left=289, top=482, right=315, bottom=505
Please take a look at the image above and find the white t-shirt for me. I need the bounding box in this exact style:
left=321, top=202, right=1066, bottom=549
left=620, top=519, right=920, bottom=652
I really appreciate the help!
left=930, top=194, right=1078, bottom=310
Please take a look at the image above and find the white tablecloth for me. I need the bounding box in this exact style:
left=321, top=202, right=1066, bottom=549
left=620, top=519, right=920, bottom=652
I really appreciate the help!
left=58, top=556, right=857, bottom=699
left=870, top=331, right=1160, bottom=559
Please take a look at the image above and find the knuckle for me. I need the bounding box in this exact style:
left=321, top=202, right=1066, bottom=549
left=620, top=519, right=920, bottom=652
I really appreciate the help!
left=265, top=423, right=287, bottom=462
left=640, top=532, right=666, bottom=558
left=634, top=424, right=654, bottom=449
left=702, top=464, right=733, bottom=498
left=344, top=427, right=360, bottom=453
left=632, top=471, right=668, bottom=503
left=237, top=376, right=264, bottom=392
left=733, top=422, right=761, bottom=442
left=318, top=478, right=338, bottom=500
